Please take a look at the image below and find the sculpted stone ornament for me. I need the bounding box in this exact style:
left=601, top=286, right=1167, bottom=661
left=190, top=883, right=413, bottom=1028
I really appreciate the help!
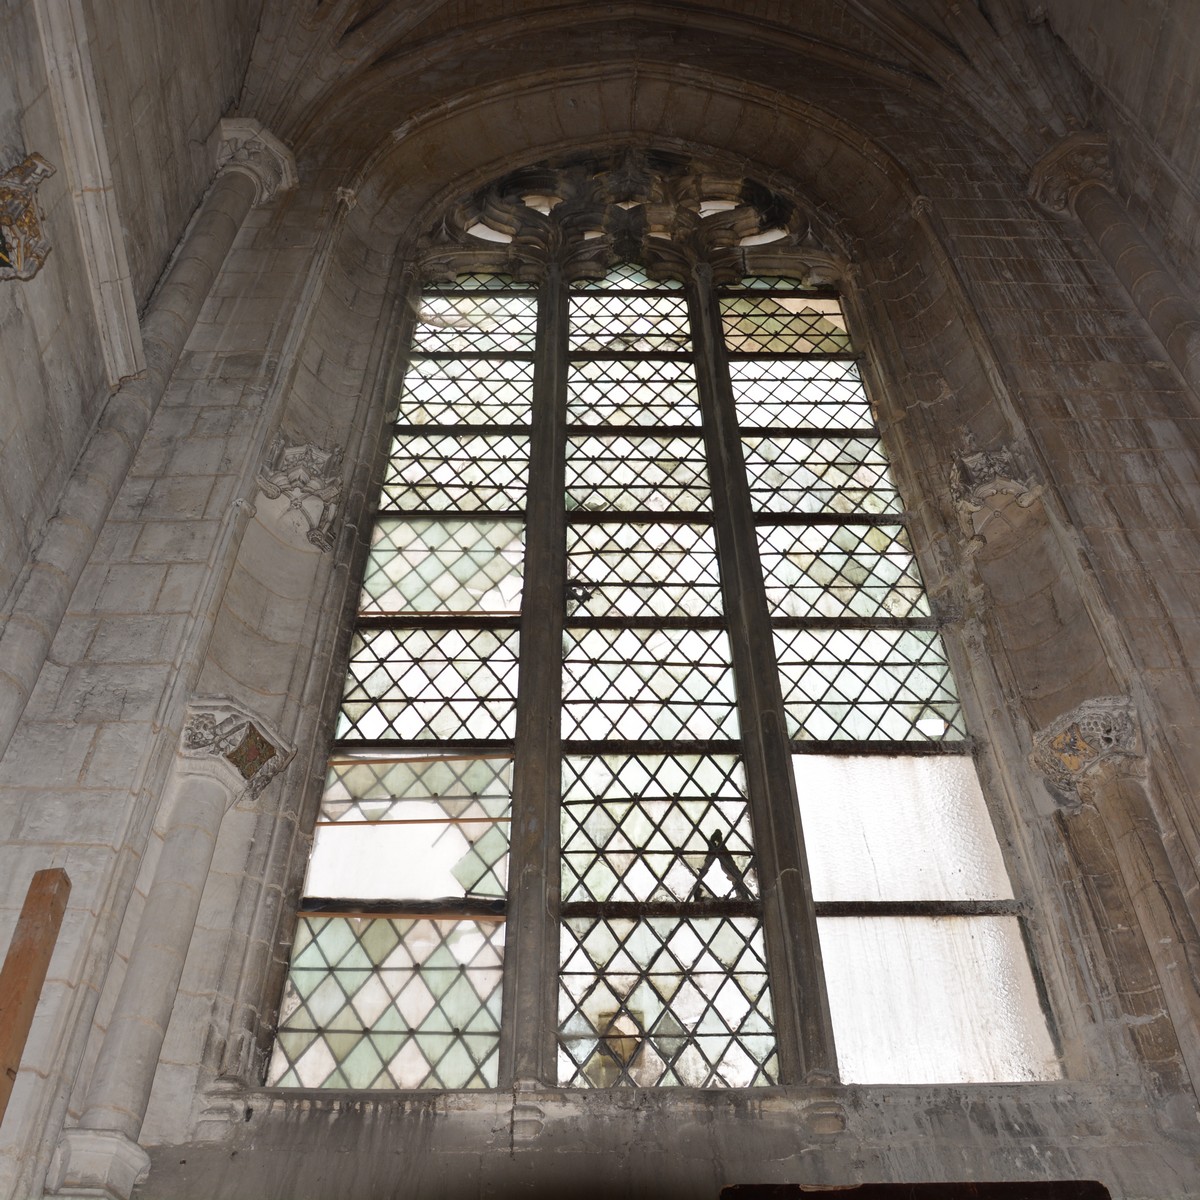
left=182, top=699, right=293, bottom=801
left=950, top=443, right=1044, bottom=552
left=255, top=434, right=345, bottom=552
left=1030, top=696, right=1140, bottom=800
left=1029, top=131, right=1112, bottom=212
left=0, top=152, right=56, bottom=281
left=215, top=117, right=297, bottom=205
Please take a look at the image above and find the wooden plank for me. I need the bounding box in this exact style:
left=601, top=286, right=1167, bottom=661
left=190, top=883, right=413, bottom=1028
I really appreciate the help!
left=0, top=868, right=71, bottom=1127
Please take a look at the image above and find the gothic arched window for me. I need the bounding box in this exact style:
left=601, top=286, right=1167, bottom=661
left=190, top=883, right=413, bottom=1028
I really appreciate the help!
left=266, top=155, right=1059, bottom=1092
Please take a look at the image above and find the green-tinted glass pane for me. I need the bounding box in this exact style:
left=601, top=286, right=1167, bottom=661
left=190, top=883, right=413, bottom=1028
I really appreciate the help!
left=268, top=916, right=505, bottom=1089
left=558, top=916, right=776, bottom=1087
left=381, top=432, right=528, bottom=511
left=562, top=627, right=739, bottom=740
left=773, top=626, right=965, bottom=742
left=321, top=755, right=513, bottom=823
left=396, top=358, right=533, bottom=425
left=756, top=523, right=929, bottom=620
left=565, top=521, right=722, bottom=618
left=720, top=295, right=851, bottom=354
left=566, top=434, right=710, bottom=512
left=561, top=754, right=755, bottom=903
left=337, top=627, right=519, bottom=741
left=741, top=434, right=900, bottom=515
left=729, top=359, right=872, bottom=428
left=359, top=518, right=525, bottom=615
left=567, top=358, right=701, bottom=426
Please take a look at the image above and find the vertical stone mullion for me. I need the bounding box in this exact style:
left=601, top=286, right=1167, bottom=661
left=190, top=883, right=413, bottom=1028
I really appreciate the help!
left=499, top=262, right=570, bottom=1087
left=687, top=262, right=837, bottom=1083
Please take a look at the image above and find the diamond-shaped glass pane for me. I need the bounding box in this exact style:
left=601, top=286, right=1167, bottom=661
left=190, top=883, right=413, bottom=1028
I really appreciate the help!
left=572, top=262, right=682, bottom=290
left=569, top=294, right=691, bottom=351
left=558, top=916, right=776, bottom=1087
left=381, top=432, right=528, bottom=511
left=720, top=295, right=851, bottom=354
left=268, top=916, right=504, bottom=1089
left=567, top=359, right=701, bottom=426
left=411, top=293, right=537, bottom=353
left=359, top=518, right=525, bottom=614
left=741, top=435, right=901, bottom=515
left=565, top=522, right=722, bottom=618
left=729, top=359, right=872, bottom=429
left=566, top=434, right=710, bottom=512
left=773, top=626, right=965, bottom=742
left=429, top=273, right=533, bottom=291
left=722, top=276, right=819, bottom=291
left=337, top=627, right=519, bottom=741
left=321, top=755, right=513, bottom=824
left=757, top=523, right=929, bottom=619
left=561, top=754, right=756, bottom=902
left=562, top=627, right=739, bottom=740
left=396, top=358, right=533, bottom=425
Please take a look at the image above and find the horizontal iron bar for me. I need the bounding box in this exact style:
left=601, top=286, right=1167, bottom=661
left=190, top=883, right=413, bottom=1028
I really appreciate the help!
left=331, top=739, right=516, bottom=755
left=561, top=900, right=760, bottom=919
left=737, top=426, right=879, bottom=438
left=565, top=349, right=695, bottom=361
left=561, top=739, right=743, bottom=754
left=567, top=511, right=713, bottom=525
left=789, top=739, right=972, bottom=756
left=299, top=896, right=507, bottom=918
left=813, top=900, right=1024, bottom=918
left=752, top=513, right=906, bottom=527
left=769, top=616, right=940, bottom=630
left=391, top=422, right=531, bottom=435
left=724, top=352, right=860, bottom=362
left=566, top=616, right=727, bottom=631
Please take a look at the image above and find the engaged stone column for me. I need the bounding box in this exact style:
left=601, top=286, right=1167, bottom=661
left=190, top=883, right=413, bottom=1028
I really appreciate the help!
left=1031, top=697, right=1200, bottom=1095
left=48, top=701, right=292, bottom=1200
left=1030, top=132, right=1200, bottom=397
left=0, top=120, right=295, bottom=765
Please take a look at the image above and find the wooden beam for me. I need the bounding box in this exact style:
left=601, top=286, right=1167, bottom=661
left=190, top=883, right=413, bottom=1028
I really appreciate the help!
left=0, top=868, right=70, bottom=1126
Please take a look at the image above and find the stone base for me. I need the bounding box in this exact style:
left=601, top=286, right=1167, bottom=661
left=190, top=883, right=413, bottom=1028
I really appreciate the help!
left=45, top=1129, right=151, bottom=1200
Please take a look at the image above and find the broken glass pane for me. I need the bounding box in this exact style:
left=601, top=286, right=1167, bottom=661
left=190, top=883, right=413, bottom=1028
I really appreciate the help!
left=411, top=293, right=538, bottom=353
left=772, top=627, right=965, bottom=742
left=741, top=435, right=901, bottom=515
left=729, top=359, right=872, bottom=429
left=756, top=523, right=929, bottom=620
left=569, top=293, right=692, bottom=352
left=818, top=915, right=1059, bottom=1083
left=558, top=915, right=776, bottom=1087
left=720, top=295, right=851, bottom=354
left=566, top=433, right=710, bottom=512
left=337, top=627, right=519, bottom=741
left=562, top=627, right=739, bottom=740
left=380, top=432, right=528, bottom=511
left=359, top=518, right=525, bottom=614
left=268, top=915, right=504, bottom=1089
left=567, top=359, right=701, bottom=426
left=565, top=521, right=723, bottom=618
left=396, top=358, right=533, bottom=426
left=561, top=754, right=755, bottom=903
left=794, top=755, right=1012, bottom=902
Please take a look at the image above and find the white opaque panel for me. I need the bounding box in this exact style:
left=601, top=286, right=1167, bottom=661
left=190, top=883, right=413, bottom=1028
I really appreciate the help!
left=794, top=755, right=1013, bottom=902
left=819, top=915, right=1059, bottom=1083
left=305, top=812, right=509, bottom=900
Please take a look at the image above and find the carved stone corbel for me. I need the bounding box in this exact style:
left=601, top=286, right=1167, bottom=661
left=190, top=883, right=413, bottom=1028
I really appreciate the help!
left=950, top=444, right=1044, bottom=553
left=0, top=152, right=56, bottom=281
left=254, top=434, right=345, bottom=552
left=215, top=117, right=297, bottom=206
left=1028, top=131, right=1112, bottom=213
left=181, top=697, right=294, bottom=803
left=1030, top=696, right=1140, bottom=801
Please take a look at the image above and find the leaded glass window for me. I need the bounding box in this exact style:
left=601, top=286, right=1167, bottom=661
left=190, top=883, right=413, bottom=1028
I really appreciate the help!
left=268, top=162, right=1058, bottom=1092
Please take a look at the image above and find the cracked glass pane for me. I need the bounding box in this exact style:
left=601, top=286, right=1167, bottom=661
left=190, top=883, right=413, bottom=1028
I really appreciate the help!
left=561, top=754, right=756, bottom=903
left=359, top=518, right=525, bottom=615
left=268, top=916, right=504, bottom=1089
left=558, top=915, right=776, bottom=1087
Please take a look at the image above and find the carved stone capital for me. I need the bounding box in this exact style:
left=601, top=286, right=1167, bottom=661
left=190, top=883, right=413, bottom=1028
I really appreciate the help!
left=47, top=1128, right=150, bottom=1199
left=215, top=117, right=297, bottom=205
left=255, top=434, right=345, bottom=552
left=950, top=445, right=1044, bottom=551
left=1030, top=696, right=1140, bottom=798
left=0, top=152, right=56, bottom=281
left=181, top=698, right=293, bottom=803
left=1029, top=132, right=1112, bottom=213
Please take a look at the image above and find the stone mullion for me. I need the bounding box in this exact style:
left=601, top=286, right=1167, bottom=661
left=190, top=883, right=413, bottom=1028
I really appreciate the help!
left=687, top=261, right=838, bottom=1084
left=498, top=261, right=569, bottom=1087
